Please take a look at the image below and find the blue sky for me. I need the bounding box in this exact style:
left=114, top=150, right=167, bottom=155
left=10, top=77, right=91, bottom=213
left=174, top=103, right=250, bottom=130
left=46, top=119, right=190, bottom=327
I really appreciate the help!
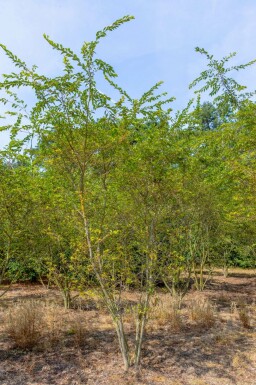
left=0, top=0, right=256, bottom=147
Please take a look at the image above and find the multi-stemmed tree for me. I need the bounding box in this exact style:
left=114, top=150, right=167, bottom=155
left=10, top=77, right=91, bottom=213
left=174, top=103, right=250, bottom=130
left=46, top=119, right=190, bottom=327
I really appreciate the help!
left=0, top=17, right=255, bottom=370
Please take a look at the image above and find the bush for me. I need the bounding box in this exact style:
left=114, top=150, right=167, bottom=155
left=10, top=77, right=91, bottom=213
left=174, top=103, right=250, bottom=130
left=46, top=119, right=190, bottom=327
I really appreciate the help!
left=7, top=258, right=41, bottom=282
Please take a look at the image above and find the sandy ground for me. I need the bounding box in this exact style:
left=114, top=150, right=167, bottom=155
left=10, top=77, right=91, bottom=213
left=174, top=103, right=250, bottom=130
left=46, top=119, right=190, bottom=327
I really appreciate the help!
left=0, top=270, right=255, bottom=385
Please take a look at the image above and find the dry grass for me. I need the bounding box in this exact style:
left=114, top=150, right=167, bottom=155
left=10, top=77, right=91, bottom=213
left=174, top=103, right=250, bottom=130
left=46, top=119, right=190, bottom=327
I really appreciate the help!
left=188, top=380, right=209, bottom=385
left=189, top=297, right=216, bottom=329
left=150, top=296, right=183, bottom=332
left=4, top=300, right=88, bottom=350
left=69, top=311, right=87, bottom=347
left=0, top=271, right=255, bottom=385
left=5, top=300, right=43, bottom=349
left=43, top=303, right=64, bottom=348
left=230, top=300, right=255, bottom=329
left=237, top=303, right=252, bottom=329
left=213, top=330, right=240, bottom=347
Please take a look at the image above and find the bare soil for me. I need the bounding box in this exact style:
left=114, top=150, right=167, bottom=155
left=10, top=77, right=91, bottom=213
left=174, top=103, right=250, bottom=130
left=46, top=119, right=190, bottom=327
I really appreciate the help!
left=0, top=269, right=255, bottom=385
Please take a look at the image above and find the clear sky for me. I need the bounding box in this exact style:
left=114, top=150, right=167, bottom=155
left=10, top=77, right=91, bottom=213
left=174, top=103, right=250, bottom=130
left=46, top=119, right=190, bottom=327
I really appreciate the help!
left=0, top=0, right=256, bottom=147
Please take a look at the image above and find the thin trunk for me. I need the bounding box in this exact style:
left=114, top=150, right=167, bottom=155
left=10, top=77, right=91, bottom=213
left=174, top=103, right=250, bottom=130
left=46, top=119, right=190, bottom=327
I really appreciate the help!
left=223, top=265, right=228, bottom=278
left=79, top=193, right=132, bottom=369
left=39, top=275, right=50, bottom=290
left=63, top=290, right=72, bottom=309
left=115, top=318, right=130, bottom=370
left=134, top=293, right=149, bottom=367
left=223, top=251, right=229, bottom=278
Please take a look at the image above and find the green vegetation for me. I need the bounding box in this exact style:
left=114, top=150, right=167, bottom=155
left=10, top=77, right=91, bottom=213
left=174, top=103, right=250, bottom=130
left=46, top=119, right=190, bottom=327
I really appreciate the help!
left=0, top=16, right=255, bottom=369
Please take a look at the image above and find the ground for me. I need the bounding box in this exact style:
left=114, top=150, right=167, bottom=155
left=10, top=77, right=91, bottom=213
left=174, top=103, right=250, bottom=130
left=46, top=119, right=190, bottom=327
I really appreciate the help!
left=0, top=269, right=255, bottom=385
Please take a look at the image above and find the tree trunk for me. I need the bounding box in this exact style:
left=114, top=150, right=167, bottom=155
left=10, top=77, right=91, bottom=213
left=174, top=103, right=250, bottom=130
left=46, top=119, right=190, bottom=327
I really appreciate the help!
left=62, top=290, right=72, bottom=309
left=115, top=318, right=130, bottom=370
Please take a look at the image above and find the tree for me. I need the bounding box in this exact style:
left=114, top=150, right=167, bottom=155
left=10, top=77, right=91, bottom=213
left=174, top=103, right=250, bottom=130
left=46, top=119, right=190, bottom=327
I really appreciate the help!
left=189, top=47, right=256, bottom=119
left=0, top=15, right=173, bottom=369
left=1, top=17, right=256, bottom=370
left=0, top=152, right=37, bottom=294
left=197, top=102, right=220, bottom=130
